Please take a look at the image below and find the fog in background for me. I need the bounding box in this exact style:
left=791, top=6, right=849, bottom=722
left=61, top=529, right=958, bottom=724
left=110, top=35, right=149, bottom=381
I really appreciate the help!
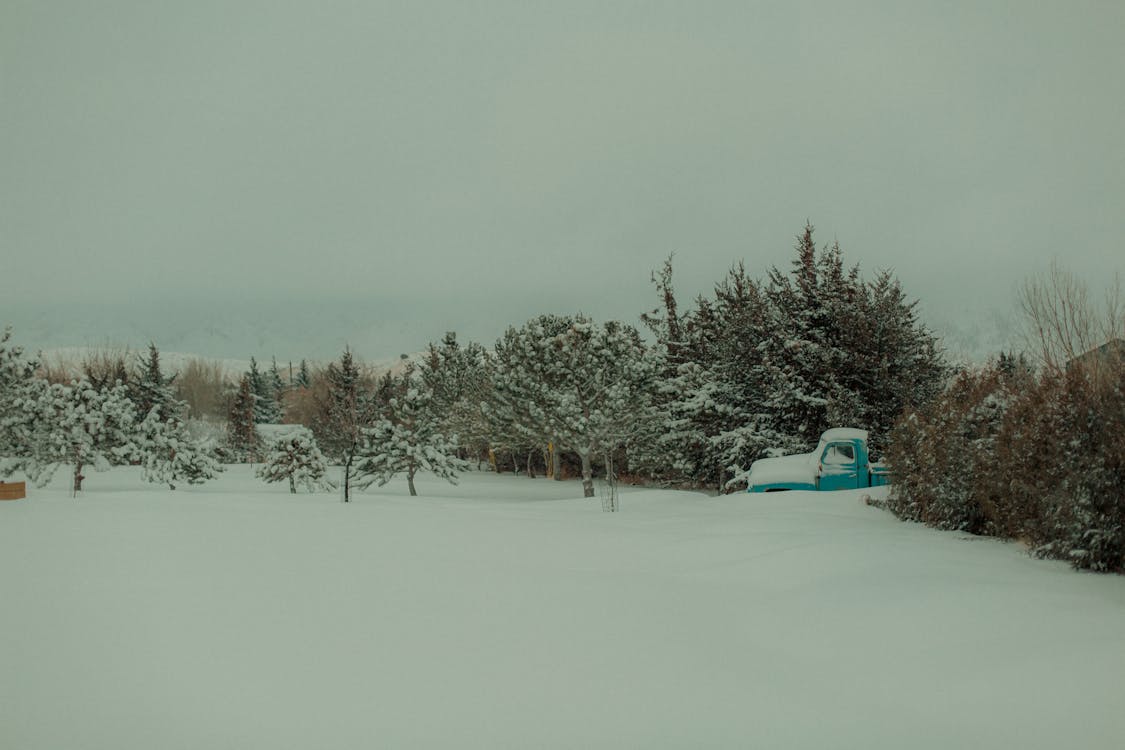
left=3, top=1, right=1123, bottom=362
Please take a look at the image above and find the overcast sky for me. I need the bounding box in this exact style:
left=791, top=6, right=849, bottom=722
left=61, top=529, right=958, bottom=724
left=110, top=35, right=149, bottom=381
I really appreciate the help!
left=3, top=1, right=1123, bottom=361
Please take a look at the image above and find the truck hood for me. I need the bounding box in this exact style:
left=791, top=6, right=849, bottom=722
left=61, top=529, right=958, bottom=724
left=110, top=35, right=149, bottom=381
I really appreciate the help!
left=747, top=450, right=819, bottom=491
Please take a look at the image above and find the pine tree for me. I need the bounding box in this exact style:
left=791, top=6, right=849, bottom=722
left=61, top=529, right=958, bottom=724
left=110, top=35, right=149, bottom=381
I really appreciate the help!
left=256, top=428, right=332, bottom=493
left=131, top=343, right=180, bottom=422
left=312, top=347, right=377, bottom=501
left=354, top=369, right=468, bottom=496
left=639, top=226, right=947, bottom=489
left=227, top=374, right=260, bottom=461
left=490, top=315, right=658, bottom=498
left=418, top=332, right=491, bottom=467
left=296, top=359, right=311, bottom=389
left=22, top=379, right=138, bottom=495
left=246, top=357, right=281, bottom=424
left=268, top=356, right=287, bottom=419
left=137, top=411, right=223, bottom=490
left=0, top=328, right=44, bottom=474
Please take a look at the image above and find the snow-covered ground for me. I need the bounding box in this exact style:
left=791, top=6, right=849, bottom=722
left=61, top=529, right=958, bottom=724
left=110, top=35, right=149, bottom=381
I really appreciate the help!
left=2, top=468, right=1123, bottom=749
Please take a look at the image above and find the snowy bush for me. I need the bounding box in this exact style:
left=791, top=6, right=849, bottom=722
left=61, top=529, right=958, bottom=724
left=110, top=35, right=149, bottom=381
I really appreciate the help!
left=255, top=428, right=333, bottom=493
left=995, top=366, right=1125, bottom=571
left=885, top=366, right=1015, bottom=535
left=887, top=356, right=1125, bottom=572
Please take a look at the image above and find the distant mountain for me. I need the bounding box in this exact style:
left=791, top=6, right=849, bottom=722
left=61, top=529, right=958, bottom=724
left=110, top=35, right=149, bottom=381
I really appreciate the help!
left=0, top=299, right=448, bottom=365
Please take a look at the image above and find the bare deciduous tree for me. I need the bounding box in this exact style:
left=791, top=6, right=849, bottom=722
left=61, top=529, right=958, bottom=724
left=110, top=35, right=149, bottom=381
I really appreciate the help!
left=175, top=358, right=229, bottom=419
left=1018, top=260, right=1124, bottom=380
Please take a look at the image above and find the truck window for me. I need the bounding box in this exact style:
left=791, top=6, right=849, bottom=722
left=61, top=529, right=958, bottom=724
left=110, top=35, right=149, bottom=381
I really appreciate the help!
left=823, top=443, right=855, bottom=465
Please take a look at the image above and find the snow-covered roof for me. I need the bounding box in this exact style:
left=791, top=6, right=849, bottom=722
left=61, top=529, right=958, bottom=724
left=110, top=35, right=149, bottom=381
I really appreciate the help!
left=257, top=423, right=309, bottom=441
left=819, top=427, right=868, bottom=443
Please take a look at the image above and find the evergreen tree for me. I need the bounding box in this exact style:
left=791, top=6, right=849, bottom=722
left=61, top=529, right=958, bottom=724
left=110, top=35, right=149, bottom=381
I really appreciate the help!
left=227, top=374, right=260, bottom=461
left=418, top=332, right=491, bottom=466
left=312, top=347, right=377, bottom=501
left=131, top=343, right=180, bottom=422
left=296, top=359, right=311, bottom=389
left=0, top=328, right=44, bottom=473
left=268, top=356, right=287, bottom=418
left=490, top=315, right=658, bottom=497
left=256, top=428, right=332, bottom=493
left=22, top=379, right=138, bottom=495
left=354, top=368, right=468, bottom=496
left=246, top=357, right=281, bottom=424
left=641, top=226, right=947, bottom=489
left=137, top=410, right=223, bottom=490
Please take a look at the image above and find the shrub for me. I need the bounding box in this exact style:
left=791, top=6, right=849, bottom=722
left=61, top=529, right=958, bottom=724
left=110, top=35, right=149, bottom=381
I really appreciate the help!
left=887, top=357, right=1125, bottom=572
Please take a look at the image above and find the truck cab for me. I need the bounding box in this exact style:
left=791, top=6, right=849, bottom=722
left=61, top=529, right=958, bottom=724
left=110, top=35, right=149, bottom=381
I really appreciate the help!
left=746, top=428, right=890, bottom=493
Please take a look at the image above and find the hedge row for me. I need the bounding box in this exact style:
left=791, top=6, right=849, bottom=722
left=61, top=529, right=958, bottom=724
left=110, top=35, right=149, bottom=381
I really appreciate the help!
left=883, top=359, right=1125, bottom=572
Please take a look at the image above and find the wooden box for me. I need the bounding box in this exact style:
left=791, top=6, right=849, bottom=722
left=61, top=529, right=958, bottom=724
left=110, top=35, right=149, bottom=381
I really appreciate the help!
left=0, top=481, right=26, bottom=500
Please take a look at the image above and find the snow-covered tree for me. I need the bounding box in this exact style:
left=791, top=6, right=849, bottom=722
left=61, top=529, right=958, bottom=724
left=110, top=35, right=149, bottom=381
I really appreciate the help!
left=246, top=357, right=281, bottom=424
left=641, top=226, right=946, bottom=489
left=0, top=328, right=44, bottom=470
left=490, top=315, right=658, bottom=497
left=131, top=343, right=179, bottom=421
left=137, top=411, right=223, bottom=490
left=354, top=370, right=468, bottom=496
left=418, top=332, right=491, bottom=466
left=22, top=379, right=138, bottom=495
left=312, top=347, right=378, bottom=501
left=256, top=428, right=332, bottom=493
left=296, top=359, right=311, bottom=389
left=267, top=357, right=287, bottom=418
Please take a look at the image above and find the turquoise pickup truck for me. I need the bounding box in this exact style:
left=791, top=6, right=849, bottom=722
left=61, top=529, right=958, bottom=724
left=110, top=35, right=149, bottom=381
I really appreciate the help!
left=746, top=428, right=891, bottom=492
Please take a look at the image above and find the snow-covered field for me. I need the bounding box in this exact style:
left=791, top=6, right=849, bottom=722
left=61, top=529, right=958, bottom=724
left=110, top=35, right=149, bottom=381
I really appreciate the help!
left=2, top=469, right=1123, bottom=749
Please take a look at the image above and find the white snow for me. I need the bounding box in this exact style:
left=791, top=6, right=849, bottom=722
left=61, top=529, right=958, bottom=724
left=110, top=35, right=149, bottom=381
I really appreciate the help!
left=2, top=468, right=1124, bottom=749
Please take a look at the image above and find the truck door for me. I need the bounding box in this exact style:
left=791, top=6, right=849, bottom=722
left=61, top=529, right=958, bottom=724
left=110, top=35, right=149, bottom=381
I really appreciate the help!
left=818, top=442, right=860, bottom=490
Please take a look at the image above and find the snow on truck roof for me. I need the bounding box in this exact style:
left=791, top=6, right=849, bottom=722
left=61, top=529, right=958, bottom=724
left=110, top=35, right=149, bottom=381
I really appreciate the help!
left=819, top=428, right=868, bottom=442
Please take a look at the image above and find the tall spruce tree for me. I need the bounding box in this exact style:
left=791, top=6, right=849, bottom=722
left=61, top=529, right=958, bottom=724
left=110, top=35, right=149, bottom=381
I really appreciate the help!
left=132, top=343, right=180, bottom=421
left=268, top=357, right=286, bottom=419
left=312, top=347, right=377, bottom=501
left=642, top=225, right=947, bottom=489
left=227, top=374, right=259, bottom=461
left=243, top=357, right=280, bottom=424
left=418, top=332, right=491, bottom=466
left=296, top=359, right=311, bottom=389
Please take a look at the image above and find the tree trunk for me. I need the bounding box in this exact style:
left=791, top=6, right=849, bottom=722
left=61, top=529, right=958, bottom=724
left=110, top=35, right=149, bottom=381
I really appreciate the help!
left=73, top=461, right=84, bottom=497
left=342, top=456, right=352, bottom=502
left=603, top=450, right=617, bottom=512
left=526, top=448, right=536, bottom=478
left=407, top=466, right=417, bottom=497
left=552, top=442, right=562, bottom=481
left=289, top=475, right=296, bottom=494
left=580, top=452, right=594, bottom=498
